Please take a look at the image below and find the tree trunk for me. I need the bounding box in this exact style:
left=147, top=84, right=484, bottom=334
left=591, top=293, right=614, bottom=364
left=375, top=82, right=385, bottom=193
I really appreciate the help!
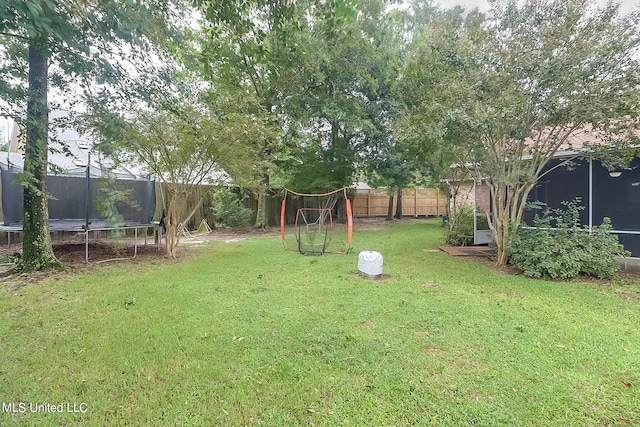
left=386, top=194, right=394, bottom=221
left=254, top=190, right=269, bottom=229
left=21, top=43, right=63, bottom=271
left=164, top=189, right=190, bottom=258
left=489, top=181, right=536, bottom=266
left=487, top=182, right=507, bottom=266
left=164, top=196, right=180, bottom=258
left=394, top=187, right=403, bottom=219
left=254, top=174, right=270, bottom=229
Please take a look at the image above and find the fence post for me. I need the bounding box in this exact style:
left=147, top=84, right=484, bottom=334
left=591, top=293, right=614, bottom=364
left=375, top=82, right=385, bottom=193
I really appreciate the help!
left=436, top=188, right=440, bottom=216
left=367, top=189, right=371, bottom=217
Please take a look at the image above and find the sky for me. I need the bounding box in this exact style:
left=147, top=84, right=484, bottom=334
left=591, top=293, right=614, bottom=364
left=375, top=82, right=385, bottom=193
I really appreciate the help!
left=435, top=0, right=639, bottom=14
left=437, top=0, right=489, bottom=12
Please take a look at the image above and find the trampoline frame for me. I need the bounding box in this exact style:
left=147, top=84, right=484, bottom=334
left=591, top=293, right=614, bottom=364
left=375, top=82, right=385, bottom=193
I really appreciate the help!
left=1, top=158, right=160, bottom=264
left=0, top=221, right=161, bottom=264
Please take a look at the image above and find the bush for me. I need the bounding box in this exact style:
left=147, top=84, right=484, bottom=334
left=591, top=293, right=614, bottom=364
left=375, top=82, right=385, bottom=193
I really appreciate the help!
left=211, top=188, right=253, bottom=229
left=509, top=200, right=629, bottom=279
left=444, top=205, right=473, bottom=245
left=444, top=205, right=489, bottom=246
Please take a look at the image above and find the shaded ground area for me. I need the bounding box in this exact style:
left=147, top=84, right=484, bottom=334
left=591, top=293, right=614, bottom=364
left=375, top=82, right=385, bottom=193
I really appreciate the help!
left=0, top=241, right=166, bottom=290
left=2, top=218, right=640, bottom=303
left=0, top=239, right=164, bottom=267
left=54, top=241, right=164, bottom=264
left=438, top=245, right=495, bottom=257
left=436, top=244, right=527, bottom=277
left=0, top=226, right=283, bottom=268
left=437, top=243, right=640, bottom=302
left=0, top=218, right=398, bottom=286
left=0, top=230, right=262, bottom=289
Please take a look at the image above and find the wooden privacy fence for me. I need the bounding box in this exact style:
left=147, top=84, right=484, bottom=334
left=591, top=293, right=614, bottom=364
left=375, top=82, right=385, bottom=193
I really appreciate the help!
left=352, top=188, right=447, bottom=217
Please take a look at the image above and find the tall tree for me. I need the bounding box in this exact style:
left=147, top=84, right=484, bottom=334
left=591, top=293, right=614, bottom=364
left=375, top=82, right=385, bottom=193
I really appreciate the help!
left=196, top=0, right=295, bottom=228
left=356, top=2, right=413, bottom=218
left=367, top=149, right=419, bottom=220
left=394, top=5, right=483, bottom=236
left=0, top=0, right=184, bottom=271
left=279, top=0, right=401, bottom=193
left=398, top=0, right=640, bottom=265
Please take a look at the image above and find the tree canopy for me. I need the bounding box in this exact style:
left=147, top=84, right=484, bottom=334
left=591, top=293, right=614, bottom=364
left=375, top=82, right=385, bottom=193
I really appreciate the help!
left=396, top=0, right=640, bottom=264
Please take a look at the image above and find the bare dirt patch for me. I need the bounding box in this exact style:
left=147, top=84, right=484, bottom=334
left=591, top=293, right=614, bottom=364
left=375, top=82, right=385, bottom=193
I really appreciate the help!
left=53, top=241, right=164, bottom=264
left=465, top=255, right=525, bottom=276
left=352, top=217, right=389, bottom=231
left=180, top=227, right=278, bottom=244
left=349, top=272, right=391, bottom=281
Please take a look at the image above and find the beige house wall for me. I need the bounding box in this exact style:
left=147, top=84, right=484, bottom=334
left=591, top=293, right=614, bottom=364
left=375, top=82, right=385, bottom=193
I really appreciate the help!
left=449, top=181, right=491, bottom=215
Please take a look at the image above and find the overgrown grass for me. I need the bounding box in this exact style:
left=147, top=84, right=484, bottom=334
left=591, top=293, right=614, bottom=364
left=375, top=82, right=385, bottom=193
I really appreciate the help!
left=1, top=219, right=639, bottom=426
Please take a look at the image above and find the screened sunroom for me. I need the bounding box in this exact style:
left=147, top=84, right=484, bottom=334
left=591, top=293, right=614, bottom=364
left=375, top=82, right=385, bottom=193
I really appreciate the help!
left=522, top=153, right=640, bottom=257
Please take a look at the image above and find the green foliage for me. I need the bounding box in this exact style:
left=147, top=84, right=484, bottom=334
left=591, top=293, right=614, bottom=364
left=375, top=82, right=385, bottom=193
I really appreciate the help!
left=94, top=177, right=141, bottom=239
left=272, top=0, right=402, bottom=191
left=510, top=199, right=630, bottom=279
left=444, top=205, right=474, bottom=246
left=395, top=0, right=640, bottom=265
left=0, top=0, right=189, bottom=271
left=211, top=187, right=253, bottom=229
left=1, top=0, right=185, bottom=117
left=0, top=253, right=19, bottom=264
left=444, top=205, right=489, bottom=246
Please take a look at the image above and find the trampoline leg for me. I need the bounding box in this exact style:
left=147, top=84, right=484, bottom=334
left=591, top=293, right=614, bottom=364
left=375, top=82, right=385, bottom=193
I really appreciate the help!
left=134, top=228, right=138, bottom=258
left=85, top=230, right=89, bottom=264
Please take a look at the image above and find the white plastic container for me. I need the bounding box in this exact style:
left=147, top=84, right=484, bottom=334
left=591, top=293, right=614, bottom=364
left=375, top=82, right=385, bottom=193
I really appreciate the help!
left=358, top=251, right=383, bottom=279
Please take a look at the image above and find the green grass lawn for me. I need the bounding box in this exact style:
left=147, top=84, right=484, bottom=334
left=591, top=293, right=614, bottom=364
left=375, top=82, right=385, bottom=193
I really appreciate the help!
left=1, top=219, right=639, bottom=426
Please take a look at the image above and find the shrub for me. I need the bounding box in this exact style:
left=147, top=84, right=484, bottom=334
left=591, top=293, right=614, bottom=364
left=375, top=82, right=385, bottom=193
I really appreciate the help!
left=444, top=205, right=474, bottom=245
left=509, top=199, right=629, bottom=279
left=211, top=187, right=253, bottom=229
left=444, top=205, right=489, bottom=246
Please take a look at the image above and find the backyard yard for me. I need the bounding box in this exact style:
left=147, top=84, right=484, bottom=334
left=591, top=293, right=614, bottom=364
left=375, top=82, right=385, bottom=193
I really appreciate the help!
left=1, top=219, right=639, bottom=426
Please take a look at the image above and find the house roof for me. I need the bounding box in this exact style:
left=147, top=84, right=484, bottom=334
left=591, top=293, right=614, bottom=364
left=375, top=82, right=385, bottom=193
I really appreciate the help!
left=446, top=124, right=640, bottom=183
left=353, top=182, right=374, bottom=190
left=0, top=140, right=149, bottom=180
left=0, top=111, right=150, bottom=180
left=525, top=123, right=640, bottom=153
left=1, top=110, right=234, bottom=183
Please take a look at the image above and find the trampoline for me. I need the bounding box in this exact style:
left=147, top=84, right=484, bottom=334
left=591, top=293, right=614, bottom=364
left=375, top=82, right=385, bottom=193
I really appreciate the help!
left=1, top=159, right=159, bottom=263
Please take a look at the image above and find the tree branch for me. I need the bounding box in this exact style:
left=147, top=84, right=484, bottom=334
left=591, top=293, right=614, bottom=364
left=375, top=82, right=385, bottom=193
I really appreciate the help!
left=0, top=31, right=40, bottom=42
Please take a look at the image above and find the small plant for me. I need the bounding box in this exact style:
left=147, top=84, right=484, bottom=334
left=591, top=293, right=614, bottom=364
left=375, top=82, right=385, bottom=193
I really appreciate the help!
left=211, top=187, right=253, bottom=229
left=509, top=199, right=629, bottom=279
left=444, top=205, right=473, bottom=245
left=95, top=177, right=140, bottom=239
left=1, top=252, right=21, bottom=264
left=444, top=205, right=489, bottom=246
